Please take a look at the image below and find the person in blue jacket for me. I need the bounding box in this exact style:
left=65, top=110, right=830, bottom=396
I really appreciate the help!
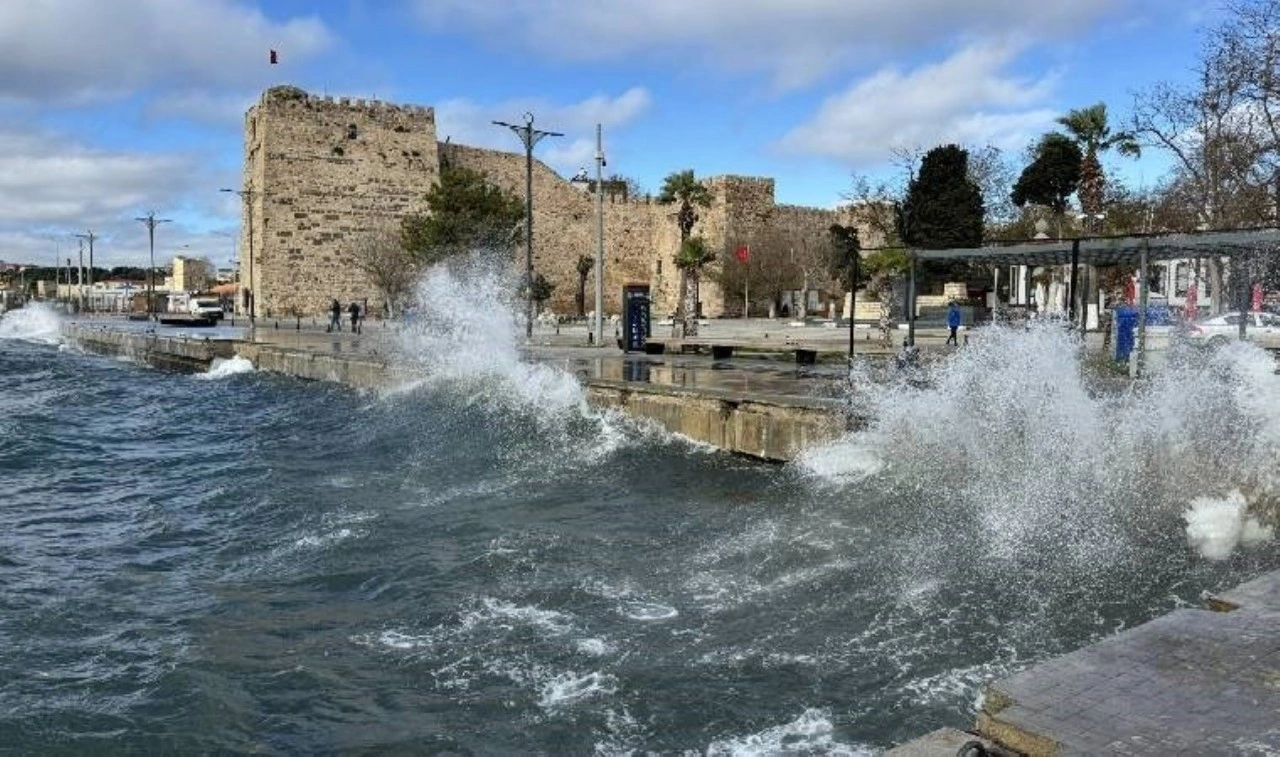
left=946, top=301, right=961, bottom=346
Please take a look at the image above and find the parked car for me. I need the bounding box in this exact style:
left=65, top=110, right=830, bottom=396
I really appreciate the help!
left=1185, top=311, right=1280, bottom=347
left=188, top=296, right=224, bottom=321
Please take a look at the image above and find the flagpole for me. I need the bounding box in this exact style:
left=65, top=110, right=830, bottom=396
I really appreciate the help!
left=744, top=245, right=749, bottom=319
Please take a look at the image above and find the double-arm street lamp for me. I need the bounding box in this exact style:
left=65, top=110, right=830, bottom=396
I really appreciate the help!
left=220, top=187, right=265, bottom=326
left=493, top=113, right=562, bottom=339
left=135, top=212, right=170, bottom=320
left=74, top=230, right=97, bottom=312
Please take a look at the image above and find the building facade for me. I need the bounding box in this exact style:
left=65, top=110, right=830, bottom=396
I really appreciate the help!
left=238, top=86, right=876, bottom=320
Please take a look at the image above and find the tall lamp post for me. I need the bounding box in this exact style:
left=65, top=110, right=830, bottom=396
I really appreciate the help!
left=592, top=124, right=606, bottom=348
left=220, top=187, right=263, bottom=326
left=493, top=113, right=562, bottom=339
left=135, top=211, right=171, bottom=320
left=74, top=230, right=96, bottom=312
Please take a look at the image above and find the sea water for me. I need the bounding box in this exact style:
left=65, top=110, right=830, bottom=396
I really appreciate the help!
left=2, top=272, right=1277, bottom=753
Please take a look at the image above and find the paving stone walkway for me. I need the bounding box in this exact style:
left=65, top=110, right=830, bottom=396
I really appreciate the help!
left=977, top=571, right=1280, bottom=756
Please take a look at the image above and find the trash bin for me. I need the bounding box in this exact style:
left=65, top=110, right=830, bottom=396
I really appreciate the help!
left=1115, top=306, right=1137, bottom=362
left=622, top=285, right=651, bottom=353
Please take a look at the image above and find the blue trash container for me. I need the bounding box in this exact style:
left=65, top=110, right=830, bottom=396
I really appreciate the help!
left=1115, top=306, right=1137, bottom=362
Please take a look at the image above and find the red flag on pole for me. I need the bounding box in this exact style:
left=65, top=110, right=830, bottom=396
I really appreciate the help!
left=735, top=245, right=749, bottom=263
left=269, top=49, right=278, bottom=64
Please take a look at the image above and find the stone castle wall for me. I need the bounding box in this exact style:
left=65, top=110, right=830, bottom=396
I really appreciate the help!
left=242, top=86, right=880, bottom=322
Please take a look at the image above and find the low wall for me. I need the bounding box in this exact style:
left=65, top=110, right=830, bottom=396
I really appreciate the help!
left=234, top=343, right=411, bottom=390
left=63, top=324, right=236, bottom=372
left=585, top=379, right=853, bottom=461
left=60, top=324, right=853, bottom=462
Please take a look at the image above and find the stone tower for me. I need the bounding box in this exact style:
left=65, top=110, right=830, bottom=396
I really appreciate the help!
left=239, top=85, right=440, bottom=318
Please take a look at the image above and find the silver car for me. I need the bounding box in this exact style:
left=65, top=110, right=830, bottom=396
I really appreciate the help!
left=1186, top=311, right=1280, bottom=347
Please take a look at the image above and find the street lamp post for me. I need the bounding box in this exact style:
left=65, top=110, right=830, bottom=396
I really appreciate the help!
left=593, top=124, right=606, bottom=348
left=74, top=230, right=96, bottom=312
left=220, top=187, right=263, bottom=326
left=76, top=237, right=85, bottom=312
left=135, top=211, right=171, bottom=321
left=493, top=113, right=562, bottom=339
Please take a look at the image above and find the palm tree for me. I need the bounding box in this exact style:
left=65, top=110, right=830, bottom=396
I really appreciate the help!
left=1058, top=103, right=1141, bottom=329
left=574, top=254, right=594, bottom=317
left=1057, top=103, right=1141, bottom=233
left=658, top=169, right=712, bottom=336
left=673, top=237, right=716, bottom=332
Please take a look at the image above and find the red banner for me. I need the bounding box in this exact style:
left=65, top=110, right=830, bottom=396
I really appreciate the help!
left=735, top=245, right=749, bottom=263
left=1252, top=282, right=1264, bottom=312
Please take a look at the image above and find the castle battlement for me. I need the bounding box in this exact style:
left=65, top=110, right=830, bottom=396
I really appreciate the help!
left=259, top=86, right=435, bottom=122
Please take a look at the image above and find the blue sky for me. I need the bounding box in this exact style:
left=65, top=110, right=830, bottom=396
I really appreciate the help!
left=0, top=0, right=1224, bottom=268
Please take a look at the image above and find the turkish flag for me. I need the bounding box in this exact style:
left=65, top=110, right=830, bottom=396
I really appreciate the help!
left=735, top=245, right=749, bottom=263
left=269, top=49, right=279, bottom=64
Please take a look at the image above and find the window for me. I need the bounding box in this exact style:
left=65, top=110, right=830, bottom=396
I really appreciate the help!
left=347, top=123, right=358, bottom=139
left=1174, top=263, right=1190, bottom=297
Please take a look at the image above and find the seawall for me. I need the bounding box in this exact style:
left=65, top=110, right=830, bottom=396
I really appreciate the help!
left=60, top=323, right=849, bottom=462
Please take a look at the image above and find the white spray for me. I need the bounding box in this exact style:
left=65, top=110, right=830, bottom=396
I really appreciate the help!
left=798, top=323, right=1279, bottom=562
left=0, top=302, right=63, bottom=345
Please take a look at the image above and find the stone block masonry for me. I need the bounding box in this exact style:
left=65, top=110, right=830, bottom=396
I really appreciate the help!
left=242, top=85, right=881, bottom=323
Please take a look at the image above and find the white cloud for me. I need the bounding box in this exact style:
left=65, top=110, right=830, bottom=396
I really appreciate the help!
left=412, top=0, right=1117, bottom=89
left=436, top=88, right=651, bottom=173
left=779, top=41, right=1061, bottom=163
left=143, top=90, right=260, bottom=127
left=0, top=0, right=334, bottom=104
left=0, top=126, right=235, bottom=268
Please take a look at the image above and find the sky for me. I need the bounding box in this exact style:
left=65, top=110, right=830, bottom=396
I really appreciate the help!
left=0, top=0, right=1226, bottom=269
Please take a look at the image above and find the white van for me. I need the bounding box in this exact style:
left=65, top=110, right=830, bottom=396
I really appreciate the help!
left=188, top=296, right=224, bottom=320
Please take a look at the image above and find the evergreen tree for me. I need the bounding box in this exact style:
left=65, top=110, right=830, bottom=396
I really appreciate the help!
left=401, top=166, right=524, bottom=264
left=1011, top=133, right=1084, bottom=228
left=897, top=145, right=984, bottom=249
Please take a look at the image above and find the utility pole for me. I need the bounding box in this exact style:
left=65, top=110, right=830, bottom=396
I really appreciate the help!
left=220, top=188, right=262, bottom=326
left=76, top=237, right=85, bottom=313
left=493, top=113, right=562, bottom=339
left=74, top=230, right=96, bottom=312
left=135, top=212, right=171, bottom=321
left=593, top=124, right=606, bottom=348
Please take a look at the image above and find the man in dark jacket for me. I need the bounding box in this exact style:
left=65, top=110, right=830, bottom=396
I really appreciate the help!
left=348, top=301, right=361, bottom=334
left=329, top=299, right=342, bottom=332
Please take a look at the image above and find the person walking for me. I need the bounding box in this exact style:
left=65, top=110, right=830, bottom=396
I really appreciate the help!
left=348, top=300, right=361, bottom=334
left=329, top=299, right=342, bottom=332
left=946, top=301, right=961, bottom=346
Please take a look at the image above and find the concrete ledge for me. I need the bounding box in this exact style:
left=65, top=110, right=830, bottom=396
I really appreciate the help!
left=885, top=728, right=1011, bottom=756
left=974, top=590, right=1280, bottom=755
left=60, top=323, right=856, bottom=463
left=585, top=378, right=853, bottom=462
left=63, top=324, right=236, bottom=372
left=1207, top=570, right=1280, bottom=612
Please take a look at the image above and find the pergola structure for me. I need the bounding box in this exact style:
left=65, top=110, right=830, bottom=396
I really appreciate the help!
left=903, top=228, right=1280, bottom=373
